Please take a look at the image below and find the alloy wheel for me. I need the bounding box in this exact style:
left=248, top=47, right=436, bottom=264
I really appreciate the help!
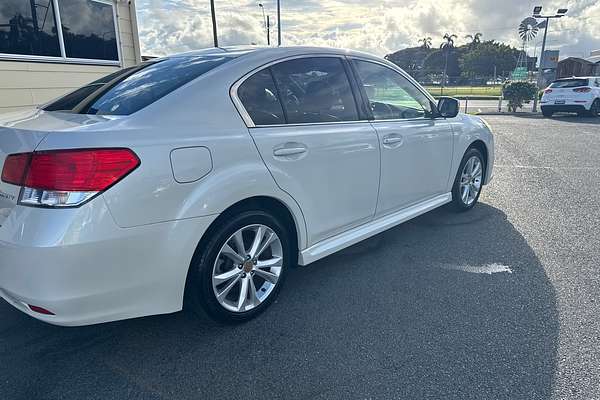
left=211, top=224, right=283, bottom=313
left=459, top=156, right=483, bottom=206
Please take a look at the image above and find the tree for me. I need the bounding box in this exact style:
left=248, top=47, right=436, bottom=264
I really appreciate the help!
left=465, top=33, right=483, bottom=46
left=440, top=33, right=458, bottom=86
left=459, top=40, right=521, bottom=77
left=419, top=37, right=432, bottom=49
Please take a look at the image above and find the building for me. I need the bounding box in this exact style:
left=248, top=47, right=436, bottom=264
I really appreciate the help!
left=0, top=0, right=141, bottom=114
left=556, top=50, right=600, bottom=79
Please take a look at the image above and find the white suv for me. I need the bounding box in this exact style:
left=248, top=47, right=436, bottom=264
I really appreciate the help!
left=541, top=77, right=600, bottom=117
left=0, top=46, right=494, bottom=325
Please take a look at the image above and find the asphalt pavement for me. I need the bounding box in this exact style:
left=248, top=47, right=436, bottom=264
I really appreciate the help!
left=1, top=114, right=599, bottom=399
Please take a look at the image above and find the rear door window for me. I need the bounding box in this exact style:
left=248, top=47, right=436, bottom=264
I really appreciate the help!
left=270, top=57, right=359, bottom=124
left=238, top=69, right=285, bottom=126
left=550, top=79, right=589, bottom=88
left=45, top=55, right=235, bottom=115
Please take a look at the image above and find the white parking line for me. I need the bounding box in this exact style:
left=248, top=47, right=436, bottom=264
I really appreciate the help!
left=440, top=263, right=513, bottom=275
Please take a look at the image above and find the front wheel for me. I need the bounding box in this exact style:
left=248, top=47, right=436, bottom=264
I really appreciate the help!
left=450, top=148, right=485, bottom=212
left=187, top=210, right=291, bottom=323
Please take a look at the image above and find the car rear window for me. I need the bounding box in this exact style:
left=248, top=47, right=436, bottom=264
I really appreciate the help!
left=550, top=79, right=589, bottom=88
left=44, top=55, right=234, bottom=115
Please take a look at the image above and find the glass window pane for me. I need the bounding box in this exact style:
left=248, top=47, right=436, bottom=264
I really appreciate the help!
left=58, top=0, right=118, bottom=61
left=238, top=69, right=285, bottom=126
left=84, top=56, right=233, bottom=115
left=44, top=67, right=136, bottom=111
left=271, top=57, right=358, bottom=124
left=550, top=79, right=589, bottom=88
left=0, top=0, right=61, bottom=57
left=354, top=60, right=433, bottom=120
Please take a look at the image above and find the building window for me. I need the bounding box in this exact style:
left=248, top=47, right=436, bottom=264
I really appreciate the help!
left=0, top=0, right=119, bottom=64
left=0, top=0, right=62, bottom=57
left=59, top=0, right=118, bottom=61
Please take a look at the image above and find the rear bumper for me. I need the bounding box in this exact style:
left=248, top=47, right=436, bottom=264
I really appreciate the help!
left=540, top=104, right=590, bottom=113
left=0, top=198, right=217, bottom=326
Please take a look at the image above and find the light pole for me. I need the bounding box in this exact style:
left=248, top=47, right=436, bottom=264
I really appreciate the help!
left=258, top=3, right=270, bottom=45
left=210, top=0, right=218, bottom=47
left=276, top=0, right=281, bottom=46
left=531, top=5, right=568, bottom=112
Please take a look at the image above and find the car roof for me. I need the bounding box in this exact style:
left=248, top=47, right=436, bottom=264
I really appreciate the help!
left=166, top=45, right=381, bottom=62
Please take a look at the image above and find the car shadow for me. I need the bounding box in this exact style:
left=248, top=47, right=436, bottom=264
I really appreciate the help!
left=509, top=112, right=600, bottom=124
left=0, top=203, right=559, bottom=400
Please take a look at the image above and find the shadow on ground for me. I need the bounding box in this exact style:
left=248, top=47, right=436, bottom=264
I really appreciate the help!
left=0, top=204, right=559, bottom=400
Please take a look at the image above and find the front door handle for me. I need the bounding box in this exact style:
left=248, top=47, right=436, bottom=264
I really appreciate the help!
left=382, top=135, right=404, bottom=146
left=273, top=143, right=307, bottom=157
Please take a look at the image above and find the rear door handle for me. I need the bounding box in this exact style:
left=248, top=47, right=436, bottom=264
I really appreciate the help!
left=382, top=135, right=404, bottom=146
left=273, top=143, right=307, bottom=157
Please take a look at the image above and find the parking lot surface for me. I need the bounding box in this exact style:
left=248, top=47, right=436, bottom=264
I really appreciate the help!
left=1, top=115, right=599, bottom=400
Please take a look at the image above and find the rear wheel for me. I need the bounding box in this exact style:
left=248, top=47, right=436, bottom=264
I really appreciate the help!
left=450, top=148, right=485, bottom=212
left=187, top=210, right=291, bottom=323
left=587, top=99, right=600, bottom=117
left=541, top=108, right=553, bottom=117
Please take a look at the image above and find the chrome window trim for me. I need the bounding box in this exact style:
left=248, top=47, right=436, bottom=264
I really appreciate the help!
left=0, top=0, right=122, bottom=66
left=348, top=55, right=442, bottom=123
left=230, top=53, right=365, bottom=129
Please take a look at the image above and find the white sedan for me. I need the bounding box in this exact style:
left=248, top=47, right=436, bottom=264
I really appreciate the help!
left=0, top=46, right=494, bottom=325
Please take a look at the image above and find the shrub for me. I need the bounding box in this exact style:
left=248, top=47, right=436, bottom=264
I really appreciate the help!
left=502, top=81, right=538, bottom=112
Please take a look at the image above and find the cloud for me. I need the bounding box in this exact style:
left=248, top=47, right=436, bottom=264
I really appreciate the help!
left=136, top=0, right=600, bottom=59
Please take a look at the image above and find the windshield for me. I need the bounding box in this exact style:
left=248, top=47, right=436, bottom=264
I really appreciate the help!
left=43, top=55, right=235, bottom=115
left=550, top=79, right=589, bottom=88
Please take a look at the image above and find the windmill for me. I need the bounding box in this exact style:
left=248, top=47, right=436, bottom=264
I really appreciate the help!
left=516, top=17, right=539, bottom=73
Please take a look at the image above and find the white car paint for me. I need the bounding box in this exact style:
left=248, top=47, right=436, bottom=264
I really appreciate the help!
left=541, top=76, right=600, bottom=114
left=0, top=46, right=494, bottom=326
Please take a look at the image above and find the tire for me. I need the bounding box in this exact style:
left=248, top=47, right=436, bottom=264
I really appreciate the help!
left=541, top=108, right=553, bottom=118
left=587, top=99, right=600, bottom=117
left=187, top=210, right=291, bottom=323
left=450, top=147, right=485, bottom=212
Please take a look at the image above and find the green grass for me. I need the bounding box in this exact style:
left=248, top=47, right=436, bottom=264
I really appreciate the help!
left=424, top=86, right=502, bottom=97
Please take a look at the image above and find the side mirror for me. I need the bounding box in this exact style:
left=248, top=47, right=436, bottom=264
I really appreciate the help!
left=437, top=97, right=460, bottom=118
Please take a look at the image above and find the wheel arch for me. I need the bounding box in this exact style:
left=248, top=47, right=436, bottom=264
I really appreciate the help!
left=468, top=139, right=489, bottom=184
left=188, top=195, right=303, bottom=273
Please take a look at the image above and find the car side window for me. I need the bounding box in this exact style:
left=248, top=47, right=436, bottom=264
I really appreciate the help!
left=238, top=69, right=286, bottom=126
left=270, top=57, right=359, bottom=124
left=353, top=59, right=433, bottom=120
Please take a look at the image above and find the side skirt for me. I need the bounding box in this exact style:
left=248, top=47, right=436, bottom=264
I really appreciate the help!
left=298, top=193, right=452, bottom=266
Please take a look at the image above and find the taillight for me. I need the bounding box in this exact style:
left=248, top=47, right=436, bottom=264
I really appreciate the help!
left=573, top=87, right=591, bottom=93
left=1, top=148, right=139, bottom=207
left=544, top=89, right=553, bottom=94
left=1, top=153, right=32, bottom=185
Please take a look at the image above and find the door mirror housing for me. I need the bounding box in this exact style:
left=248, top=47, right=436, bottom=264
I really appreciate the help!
left=437, top=97, right=460, bottom=118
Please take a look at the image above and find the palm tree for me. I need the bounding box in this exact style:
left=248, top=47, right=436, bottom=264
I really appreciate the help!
left=440, top=33, right=457, bottom=50
left=465, top=32, right=483, bottom=46
left=419, top=37, right=432, bottom=49
left=440, top=33, right=457, bottom=86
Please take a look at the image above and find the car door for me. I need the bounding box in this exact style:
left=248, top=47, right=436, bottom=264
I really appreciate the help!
left=235, top=56, right=380, bottom=245
left=350, top=58, right=454, bottom=217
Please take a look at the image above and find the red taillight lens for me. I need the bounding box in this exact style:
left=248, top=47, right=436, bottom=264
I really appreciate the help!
left=2, top=148, right=139, bottom=207
left=28, top=304, right=55, bottom=315
left=24, top=149, right=139, bottom=191
left=544, top=89, right=553, bottom=94
left=573, top=87, right=591, bottom=93
left=1, top=153, right=32, bottom=185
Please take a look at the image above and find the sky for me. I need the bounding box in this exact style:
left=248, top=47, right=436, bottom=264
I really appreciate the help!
left=136, top=0, right=600, bottom=60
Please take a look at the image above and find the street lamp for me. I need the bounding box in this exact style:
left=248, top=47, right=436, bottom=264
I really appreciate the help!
left=258, top=3, right=270, bottom=45
left=532, top=5, right=568, bottom=112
